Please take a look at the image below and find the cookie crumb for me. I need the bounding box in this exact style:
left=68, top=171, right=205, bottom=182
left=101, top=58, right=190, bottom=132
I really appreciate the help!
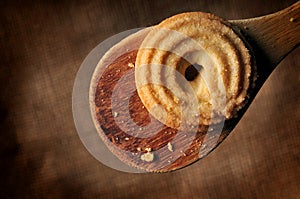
left=167, top=142, right=173, bottom=152
left=145, top=147, right=152, bottom=152
left=128, top=63, right=135, bottom=68
left=113, top=112, right=119, bottom=117
left=141, top=152, right=154, bottom=162
left=290, top=17, right=295, bottom=22
left=125, top=137, right=129, bottom=141
left=137, top=147, right=141, bottom=152
left=180, top=150, right=187, bottom=156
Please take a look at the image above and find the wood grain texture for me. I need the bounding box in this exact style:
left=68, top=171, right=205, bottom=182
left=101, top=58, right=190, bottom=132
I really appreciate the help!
left=231, top=1, right=300, bottom=67
left=0, top=0, right=299, bottom=198
left=92, top=49, right=224, bottom=172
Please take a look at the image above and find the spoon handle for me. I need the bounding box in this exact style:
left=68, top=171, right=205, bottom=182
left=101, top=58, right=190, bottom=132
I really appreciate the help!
left=230, top=1, right=300, bottom=68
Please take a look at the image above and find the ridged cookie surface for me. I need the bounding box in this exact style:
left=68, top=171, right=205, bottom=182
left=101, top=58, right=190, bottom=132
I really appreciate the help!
left=135, top=12, right=251, bottom=129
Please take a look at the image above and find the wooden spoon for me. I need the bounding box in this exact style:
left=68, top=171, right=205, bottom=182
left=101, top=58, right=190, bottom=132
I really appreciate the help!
left=88, top=1, right=300, bottom=172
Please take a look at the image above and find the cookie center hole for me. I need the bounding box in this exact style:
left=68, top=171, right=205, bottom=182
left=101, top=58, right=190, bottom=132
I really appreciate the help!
left=185, top=64, right=202, bottom=81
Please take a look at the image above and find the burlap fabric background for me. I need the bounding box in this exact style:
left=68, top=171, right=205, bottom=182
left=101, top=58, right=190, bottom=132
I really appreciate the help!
left=0, top=0, right=299, bottom=198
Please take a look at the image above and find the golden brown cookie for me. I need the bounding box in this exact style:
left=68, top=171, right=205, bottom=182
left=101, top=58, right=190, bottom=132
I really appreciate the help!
left=135, top=12, right=252, bottom=129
